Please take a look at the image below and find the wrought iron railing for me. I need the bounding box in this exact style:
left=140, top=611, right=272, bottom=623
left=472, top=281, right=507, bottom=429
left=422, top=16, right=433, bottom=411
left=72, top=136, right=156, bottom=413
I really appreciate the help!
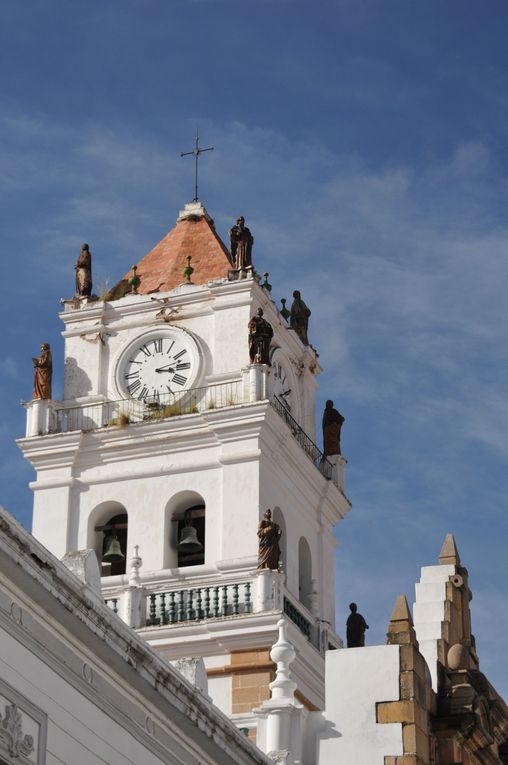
left=53, top=380, right=242, bottom=433
left=271, top=396, right=333, bottom=480
left=145, top=581, right=252, bottom=627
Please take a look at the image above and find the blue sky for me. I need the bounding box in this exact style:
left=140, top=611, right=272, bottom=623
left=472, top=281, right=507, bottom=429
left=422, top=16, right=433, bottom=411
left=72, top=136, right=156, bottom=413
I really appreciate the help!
left=1, top=1, right=507, bottom=697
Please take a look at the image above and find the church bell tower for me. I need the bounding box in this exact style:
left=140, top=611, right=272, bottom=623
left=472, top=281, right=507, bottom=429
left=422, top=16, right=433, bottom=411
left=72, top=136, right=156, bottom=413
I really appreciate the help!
left=18, top=199, right=351, bottom=729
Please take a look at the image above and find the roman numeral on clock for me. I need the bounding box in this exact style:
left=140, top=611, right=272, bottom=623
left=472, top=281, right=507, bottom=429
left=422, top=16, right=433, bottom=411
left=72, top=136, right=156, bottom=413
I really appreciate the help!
left=173, top=349, right=187, bottom=360
left=153, top=338, right=162, bottom=353
left=175, top=362, right=191, bottom=370
left=124, top=372, right=140, bottom=380
left=140, top=344, right=152, bottom=357
left=172, top=373, right=187, bottom=386
left=127, top=379, right=142, bottom=395
left=138, top=386, right=149, bottom=400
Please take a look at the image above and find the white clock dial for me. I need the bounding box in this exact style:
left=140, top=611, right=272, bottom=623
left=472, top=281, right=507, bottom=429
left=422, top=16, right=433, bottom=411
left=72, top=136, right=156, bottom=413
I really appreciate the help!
left=270, top=350, right=298, bottom=415
left=117, top=329, right=200, bottom=401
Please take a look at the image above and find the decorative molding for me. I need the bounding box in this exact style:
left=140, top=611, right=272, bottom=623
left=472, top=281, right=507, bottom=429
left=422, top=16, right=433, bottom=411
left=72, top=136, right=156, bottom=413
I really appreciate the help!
left=0, top=704, right=34, bottom=759
left=0, top=678, right=47, bottom=765
left=267, top=750, right=289, bottom=764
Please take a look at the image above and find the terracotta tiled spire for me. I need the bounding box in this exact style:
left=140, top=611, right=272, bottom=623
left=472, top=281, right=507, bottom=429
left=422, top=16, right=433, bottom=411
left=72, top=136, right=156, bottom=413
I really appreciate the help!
left=109, top=202, right=233, bottom=298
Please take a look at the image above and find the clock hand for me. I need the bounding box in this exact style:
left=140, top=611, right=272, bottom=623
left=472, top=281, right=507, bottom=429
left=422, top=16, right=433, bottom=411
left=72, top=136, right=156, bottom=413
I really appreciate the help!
left=155, top=365, right=176, bottom=373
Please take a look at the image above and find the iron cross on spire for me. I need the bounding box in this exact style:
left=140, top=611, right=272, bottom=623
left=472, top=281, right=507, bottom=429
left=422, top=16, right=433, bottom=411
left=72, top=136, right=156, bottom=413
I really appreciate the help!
left=180, top=129, right=214, bottom=202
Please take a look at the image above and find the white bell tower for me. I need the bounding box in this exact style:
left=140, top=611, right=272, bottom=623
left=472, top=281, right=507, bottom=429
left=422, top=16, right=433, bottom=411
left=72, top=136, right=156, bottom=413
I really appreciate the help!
left=18, top=201, right=351, bottom=730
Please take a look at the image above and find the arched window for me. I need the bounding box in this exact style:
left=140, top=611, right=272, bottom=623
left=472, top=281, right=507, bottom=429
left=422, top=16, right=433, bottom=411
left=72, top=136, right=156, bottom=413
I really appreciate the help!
left=298, top=536, right=312, bottom=610
left=165, top=491, right=206, bottom=569
left=89, top=501, right=128, bottom=577
left=272, top=507, right=286, bottom=571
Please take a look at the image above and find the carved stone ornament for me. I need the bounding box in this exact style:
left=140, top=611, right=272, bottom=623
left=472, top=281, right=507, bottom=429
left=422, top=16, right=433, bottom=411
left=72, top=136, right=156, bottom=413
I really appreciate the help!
left=267, top=751, right=289, bottom=764
left=0, top=703, right=35, bottom=758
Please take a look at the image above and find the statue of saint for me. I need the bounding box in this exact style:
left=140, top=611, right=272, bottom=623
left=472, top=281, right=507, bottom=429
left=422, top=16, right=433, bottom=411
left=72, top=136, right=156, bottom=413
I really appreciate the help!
left=257, top=509, right=282, bottom=570
left=346, top=603, right=369, bottom=647
left=248, top=308, right=273, bottom=365
left=230, top=216, right=254, bottom=270
left=75, top=243, right=92, bottom=298
left=322, top=400, right=345, bottom=457
left=290, top=290, right=311, bottom=345
left=32, top=343, right=52, bottom=400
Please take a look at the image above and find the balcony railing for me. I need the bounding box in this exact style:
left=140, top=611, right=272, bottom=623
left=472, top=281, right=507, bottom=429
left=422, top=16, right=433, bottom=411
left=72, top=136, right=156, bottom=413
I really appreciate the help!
left=31, top=374, right=340, bottom=488
left=271, top=396, right=333, bottom=481
left=145, top=582, right=253, bottom=626
left=53, top=380, right=242, bottom=433
left=103, top=572, right=330, bottom=652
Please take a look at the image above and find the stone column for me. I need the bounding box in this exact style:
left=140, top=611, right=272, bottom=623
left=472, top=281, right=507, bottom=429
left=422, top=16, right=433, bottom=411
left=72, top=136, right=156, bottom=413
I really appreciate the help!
left=25, top=399, right=58, bottom=437
left=325, top=454, right=347, bottom=492
left=242, top=364, right=270, bottom=403
left=255, top=619, right=304, bottom=765
left=119, top=546, right=147, bottom=629
left=254, top=569, right=284, bottom=613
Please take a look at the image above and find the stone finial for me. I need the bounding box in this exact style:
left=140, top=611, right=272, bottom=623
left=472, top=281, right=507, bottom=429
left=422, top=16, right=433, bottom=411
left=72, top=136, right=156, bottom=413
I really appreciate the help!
left=128, top=545, right=142, bottom=587
left=387, top=594, right=418, bottom=647
left=439, top=533, right=461, bottom=566
left=128, top=265, right=141, bottom=294
left=182, top=255, right=194, bottom=284
left=280, top=298, right=290, bottom=321
left=269, top=619, right=297, bottom=701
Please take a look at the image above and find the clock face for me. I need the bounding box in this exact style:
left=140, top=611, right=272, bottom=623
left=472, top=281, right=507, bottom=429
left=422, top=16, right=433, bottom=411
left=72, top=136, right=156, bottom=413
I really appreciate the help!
left=271, top=351, right=298, bottom=415
left=117, top=329, right=200, bottom=401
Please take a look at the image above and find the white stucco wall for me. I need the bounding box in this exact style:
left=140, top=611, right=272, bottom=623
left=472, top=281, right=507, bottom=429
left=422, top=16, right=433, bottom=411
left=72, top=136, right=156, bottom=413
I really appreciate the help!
left=317, top=645, right=403, bottom=765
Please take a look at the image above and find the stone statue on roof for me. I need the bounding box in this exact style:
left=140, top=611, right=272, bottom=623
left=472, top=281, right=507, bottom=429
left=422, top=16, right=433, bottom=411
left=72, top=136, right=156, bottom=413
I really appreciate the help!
left=257, top=509, right=281, bottom=570
left=248, top=308, right=273, bottom=365
left=322, top=400, right=345, bottom=457
left=290, top=290, right=311, bottom=345
left=230, top=216, right=254, bottom=270
left=346, top=602, right=369, bottom=647
left=32, top=343, right=52, bottom=400
left=75, top=243, right=93, bottom=298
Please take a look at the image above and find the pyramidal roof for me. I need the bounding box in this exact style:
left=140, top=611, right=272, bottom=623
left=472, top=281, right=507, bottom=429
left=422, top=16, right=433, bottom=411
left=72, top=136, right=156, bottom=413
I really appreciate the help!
left=110, top=202, right=233, bottom=298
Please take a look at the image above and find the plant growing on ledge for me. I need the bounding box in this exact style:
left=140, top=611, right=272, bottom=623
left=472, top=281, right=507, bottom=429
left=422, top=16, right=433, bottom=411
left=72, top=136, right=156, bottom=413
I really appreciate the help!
left=109, top=412, right=131, bottom=428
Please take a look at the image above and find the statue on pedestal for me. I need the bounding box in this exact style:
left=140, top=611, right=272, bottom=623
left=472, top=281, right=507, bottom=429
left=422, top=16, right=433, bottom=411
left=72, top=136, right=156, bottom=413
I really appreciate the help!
left=230, top=216, right=254, bottom=270
left=32, top=343, right=52, bottom=400
left=346, top=602, right=369, bottom=647
left=322, top=400, right=345, bottom=457
left=257, top=510, right=282, bottom=570
left=248, top=308, right=273, bottom=365
left=290, top=290, right=311, bottom=345
left=75, top=243, right=92, bottom=298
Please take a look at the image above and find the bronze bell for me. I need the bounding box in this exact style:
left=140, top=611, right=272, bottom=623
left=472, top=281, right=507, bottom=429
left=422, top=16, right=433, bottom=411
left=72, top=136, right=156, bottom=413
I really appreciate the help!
left=177, top=519, right=203, bottom=553
left=103, top=533, right=125, bottom=562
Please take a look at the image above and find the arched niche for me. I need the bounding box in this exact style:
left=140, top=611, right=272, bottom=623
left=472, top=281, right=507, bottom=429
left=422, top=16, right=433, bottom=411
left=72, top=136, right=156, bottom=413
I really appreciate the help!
left=272, top=507, right=286, bottom=571
left=298, top=536, right=313, bottom=610
left=88, top=500, right=128, bottom=577
left=164, top=491, right=206, bottom=569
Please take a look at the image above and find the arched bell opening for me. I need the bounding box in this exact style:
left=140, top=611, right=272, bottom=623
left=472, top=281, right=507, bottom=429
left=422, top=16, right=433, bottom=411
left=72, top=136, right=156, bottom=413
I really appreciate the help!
left=88, top=501, right=128, bottom=577
left=272, top=507, right=286, bottom=571
left=164, top=491, right=206, bottom=569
